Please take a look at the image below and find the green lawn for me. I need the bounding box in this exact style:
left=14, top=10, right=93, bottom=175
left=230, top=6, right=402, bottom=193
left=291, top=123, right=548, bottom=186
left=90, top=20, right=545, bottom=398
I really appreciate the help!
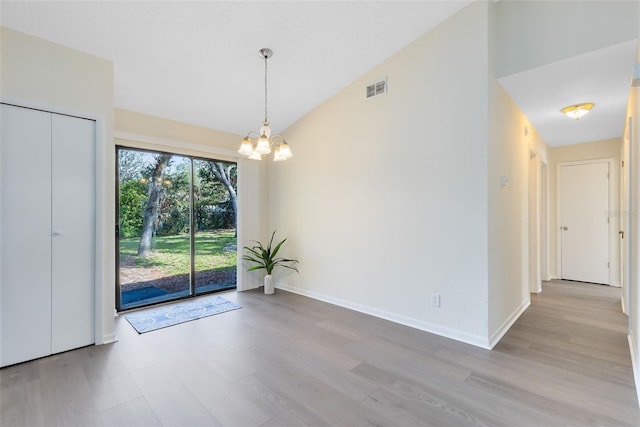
left=120, top=229, right=236, bottom=276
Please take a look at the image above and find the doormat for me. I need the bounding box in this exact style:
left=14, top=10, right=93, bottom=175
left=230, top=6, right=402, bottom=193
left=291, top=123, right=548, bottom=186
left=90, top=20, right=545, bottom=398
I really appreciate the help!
left=125, top=295, right=242, bottom=334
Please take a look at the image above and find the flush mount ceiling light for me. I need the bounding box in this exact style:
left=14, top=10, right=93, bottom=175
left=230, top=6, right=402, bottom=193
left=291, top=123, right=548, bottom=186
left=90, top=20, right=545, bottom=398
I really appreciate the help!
left=238, top=48, right=292, bottom=162
left=561, top=103, right=595, bottom=120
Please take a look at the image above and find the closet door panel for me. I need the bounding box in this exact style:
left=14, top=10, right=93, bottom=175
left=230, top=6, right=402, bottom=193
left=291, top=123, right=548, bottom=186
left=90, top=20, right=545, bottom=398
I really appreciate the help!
left=51, top=114, right=95, bottom=353
left=0, top=104, right=53, bottom=367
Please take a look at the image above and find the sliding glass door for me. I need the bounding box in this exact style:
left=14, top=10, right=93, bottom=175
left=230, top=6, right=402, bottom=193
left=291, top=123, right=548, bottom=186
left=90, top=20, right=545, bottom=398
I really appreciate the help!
left=116, top=147, right=237, bottom=311
left=193, top=159, right=238, bottom=295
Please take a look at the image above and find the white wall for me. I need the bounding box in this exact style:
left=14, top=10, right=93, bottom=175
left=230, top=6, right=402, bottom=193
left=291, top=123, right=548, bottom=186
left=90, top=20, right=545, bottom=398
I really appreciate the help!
left=114, top=108, right=269, bottom=291
left=488, top=78, right=548, bottom=346
left=270, top=1, right=492, bottom=347
left=488, top=0, right=550, bottom=345
left=0, top=26, right=115, bottom=344
left=496, top=0, right=639, bottom=77
left=548, top=139, right=622, bottom=284
left=625, top=43, right=640, bottom=407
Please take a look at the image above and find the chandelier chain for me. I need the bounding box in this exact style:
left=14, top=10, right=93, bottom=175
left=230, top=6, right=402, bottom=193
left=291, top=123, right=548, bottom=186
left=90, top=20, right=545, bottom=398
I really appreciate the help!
left=264, top=53, right=268, bottom=124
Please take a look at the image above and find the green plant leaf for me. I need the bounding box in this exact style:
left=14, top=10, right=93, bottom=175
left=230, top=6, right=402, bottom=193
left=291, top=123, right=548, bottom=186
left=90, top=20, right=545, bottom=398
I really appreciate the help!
left=243, top=247, right=261, bottom=256
left=271, top=238, right=287, bottom=258
left=243, top=255, right=265, bottom=265
left=244, top=252, right=263, bottom=260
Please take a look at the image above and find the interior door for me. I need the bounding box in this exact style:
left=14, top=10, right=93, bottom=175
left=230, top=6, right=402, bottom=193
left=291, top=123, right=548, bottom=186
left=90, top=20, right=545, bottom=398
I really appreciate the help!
left=560, top=162, right=610, bottom=284
left=51, top=113, right=96, bottom=353
left=1, top=104, right=53, bottom=366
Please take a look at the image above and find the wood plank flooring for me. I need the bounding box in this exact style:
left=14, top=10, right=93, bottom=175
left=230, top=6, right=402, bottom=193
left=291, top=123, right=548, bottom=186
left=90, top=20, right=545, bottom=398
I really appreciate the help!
left=1, top=280, right=639, bottom=426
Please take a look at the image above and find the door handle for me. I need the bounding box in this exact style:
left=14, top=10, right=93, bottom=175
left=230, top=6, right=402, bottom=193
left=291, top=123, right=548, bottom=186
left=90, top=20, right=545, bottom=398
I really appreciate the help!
left=619, top=230, right=624, bottom=239
left=562, top=226, right=568, bottom=230
left=52, top=230, right=64, bottom=236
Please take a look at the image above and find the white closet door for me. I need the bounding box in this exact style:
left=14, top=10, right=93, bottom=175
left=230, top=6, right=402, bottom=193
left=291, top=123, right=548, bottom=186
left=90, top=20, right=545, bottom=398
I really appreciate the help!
left=51, top=114, right=95, bottom=353
left=0, top=104, right=53, bottom=366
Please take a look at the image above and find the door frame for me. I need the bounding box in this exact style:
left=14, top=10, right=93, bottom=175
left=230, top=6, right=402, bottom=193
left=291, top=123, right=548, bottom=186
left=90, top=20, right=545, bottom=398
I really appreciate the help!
left=529, top=150, right=542, bottom=293
left=556, top=158, right=616, bottom=285
left=1, top=97, right=106, bottom=344
left=541, top=160, right=550, bottom=282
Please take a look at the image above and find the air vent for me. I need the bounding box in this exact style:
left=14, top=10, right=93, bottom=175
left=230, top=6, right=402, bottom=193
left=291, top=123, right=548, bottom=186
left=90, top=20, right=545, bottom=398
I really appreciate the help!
left=366, top=78, right=387, bottom=99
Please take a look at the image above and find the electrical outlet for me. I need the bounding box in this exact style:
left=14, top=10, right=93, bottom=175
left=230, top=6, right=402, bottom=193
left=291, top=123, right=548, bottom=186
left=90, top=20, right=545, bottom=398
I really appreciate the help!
left=431, top=293, right=441, bottom=308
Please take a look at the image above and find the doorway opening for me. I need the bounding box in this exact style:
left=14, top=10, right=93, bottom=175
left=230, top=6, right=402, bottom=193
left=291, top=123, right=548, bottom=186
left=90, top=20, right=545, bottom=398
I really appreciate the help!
left=116, top=147, right=237, bottom=311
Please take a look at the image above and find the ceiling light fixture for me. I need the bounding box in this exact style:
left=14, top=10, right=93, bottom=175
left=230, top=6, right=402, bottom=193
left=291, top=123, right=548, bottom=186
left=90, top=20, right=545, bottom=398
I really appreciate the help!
left=561, top=102, right=595, bottom=120
left=238, top=48, right=292, bottom=162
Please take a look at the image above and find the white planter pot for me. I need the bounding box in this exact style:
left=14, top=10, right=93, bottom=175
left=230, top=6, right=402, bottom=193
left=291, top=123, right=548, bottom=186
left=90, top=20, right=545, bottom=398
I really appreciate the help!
left=264, top=274, right=274, bottom=295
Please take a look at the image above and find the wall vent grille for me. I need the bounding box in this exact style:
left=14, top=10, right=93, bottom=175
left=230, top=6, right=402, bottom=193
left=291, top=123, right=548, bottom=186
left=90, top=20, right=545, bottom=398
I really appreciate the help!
left=366, top=78, right=387, bottom=99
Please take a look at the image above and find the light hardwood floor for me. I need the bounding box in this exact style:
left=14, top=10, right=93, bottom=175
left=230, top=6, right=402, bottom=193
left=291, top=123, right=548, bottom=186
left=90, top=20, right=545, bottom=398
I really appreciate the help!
left=1, top=280, right=639, bottom=426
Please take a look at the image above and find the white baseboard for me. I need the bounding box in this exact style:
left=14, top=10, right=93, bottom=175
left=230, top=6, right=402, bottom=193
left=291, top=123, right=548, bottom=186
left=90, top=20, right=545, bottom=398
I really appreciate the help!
left=628, top=334, right=640, bottom=408
left=275, top=283, right=490, bottom=349
left=99, top=333, right=118, bottom=345
left=489, top=299, right=530, bottom=349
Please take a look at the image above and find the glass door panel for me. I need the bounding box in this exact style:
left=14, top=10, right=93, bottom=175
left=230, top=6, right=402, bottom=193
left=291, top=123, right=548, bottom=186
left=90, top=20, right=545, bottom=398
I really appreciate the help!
left=193, top=159, right=237, bottom=294
left=117, top=149, right=192, bottom=310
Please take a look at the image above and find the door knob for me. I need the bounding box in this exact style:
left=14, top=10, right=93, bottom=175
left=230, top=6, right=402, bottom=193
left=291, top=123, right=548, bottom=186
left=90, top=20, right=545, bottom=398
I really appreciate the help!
left=562, top=226, right=568, bottom=230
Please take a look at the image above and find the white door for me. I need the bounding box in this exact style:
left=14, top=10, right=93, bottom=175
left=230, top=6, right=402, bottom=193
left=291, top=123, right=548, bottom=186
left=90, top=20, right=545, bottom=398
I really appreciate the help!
left=1, top=105, right=53, bottom=366
left=0, top=104, right=95, bottom=367
left=51, top=114, right=95, bottom=353
left=560, top=162, right=610, bottom=284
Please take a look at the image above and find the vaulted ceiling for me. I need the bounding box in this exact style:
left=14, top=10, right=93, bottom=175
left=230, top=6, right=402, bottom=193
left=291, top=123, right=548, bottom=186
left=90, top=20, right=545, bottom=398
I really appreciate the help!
left=0, top=1, right=472, bottom=136
left=1, top=1, right=636, bottom=147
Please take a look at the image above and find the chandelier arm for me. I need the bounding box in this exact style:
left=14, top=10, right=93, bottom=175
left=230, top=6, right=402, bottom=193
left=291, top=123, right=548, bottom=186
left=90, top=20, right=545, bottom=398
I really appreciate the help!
left=269, top=134, right=284, bottom=146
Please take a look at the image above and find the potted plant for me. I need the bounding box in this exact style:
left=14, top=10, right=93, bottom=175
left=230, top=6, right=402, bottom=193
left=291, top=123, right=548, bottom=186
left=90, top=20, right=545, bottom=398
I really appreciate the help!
left=243, top=230, right=299, bottom=294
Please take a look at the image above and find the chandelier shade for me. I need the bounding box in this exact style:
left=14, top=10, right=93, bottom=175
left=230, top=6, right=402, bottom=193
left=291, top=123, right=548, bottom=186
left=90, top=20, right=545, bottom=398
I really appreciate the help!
left=238, top=137, right=253, bottom=156
left=238, top=48, right=293, bottom=161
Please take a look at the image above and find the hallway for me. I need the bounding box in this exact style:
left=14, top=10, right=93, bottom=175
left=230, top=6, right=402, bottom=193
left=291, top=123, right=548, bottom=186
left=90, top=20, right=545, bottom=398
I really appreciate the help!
left=493, top=279, right=639, bottom=424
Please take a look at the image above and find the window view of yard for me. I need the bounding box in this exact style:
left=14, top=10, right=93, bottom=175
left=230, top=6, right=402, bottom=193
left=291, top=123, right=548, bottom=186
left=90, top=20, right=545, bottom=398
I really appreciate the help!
left=117, top=149, right=237, bottom=310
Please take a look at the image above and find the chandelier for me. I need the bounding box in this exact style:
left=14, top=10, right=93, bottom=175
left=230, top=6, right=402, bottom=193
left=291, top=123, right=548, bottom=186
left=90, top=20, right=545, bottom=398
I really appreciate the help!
left=238, top=48, right=293, bottom=161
